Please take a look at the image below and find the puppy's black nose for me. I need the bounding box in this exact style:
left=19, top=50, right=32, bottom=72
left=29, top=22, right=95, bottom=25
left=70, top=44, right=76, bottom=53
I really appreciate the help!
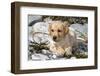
left=53, top=36, right=57, bottom=40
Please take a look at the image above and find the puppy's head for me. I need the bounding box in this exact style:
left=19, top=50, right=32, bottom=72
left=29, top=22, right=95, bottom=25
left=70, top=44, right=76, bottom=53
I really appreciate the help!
left=48, top=21, right=69, bottom=42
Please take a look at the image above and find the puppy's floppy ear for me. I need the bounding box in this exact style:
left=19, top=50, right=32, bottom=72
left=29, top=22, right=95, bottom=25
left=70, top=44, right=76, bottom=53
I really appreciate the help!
left=63, top=21, right=70, bottom=35
left=63, top=21, right=70, bottom=27
left=48, top=23, right=52, bottom=35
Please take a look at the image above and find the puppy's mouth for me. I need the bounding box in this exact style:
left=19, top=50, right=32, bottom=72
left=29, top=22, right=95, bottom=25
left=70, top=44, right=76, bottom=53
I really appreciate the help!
left=53, top=39, right=58, bottom=42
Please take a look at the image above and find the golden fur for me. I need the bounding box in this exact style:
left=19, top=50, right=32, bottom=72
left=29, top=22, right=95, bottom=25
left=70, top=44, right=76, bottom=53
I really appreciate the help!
left=48, top=21, right=76, bottom=57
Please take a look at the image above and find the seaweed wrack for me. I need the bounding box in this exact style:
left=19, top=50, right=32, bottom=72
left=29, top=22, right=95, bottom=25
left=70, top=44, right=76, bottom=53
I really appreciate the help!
left=28, top=40, right=88, bottom=60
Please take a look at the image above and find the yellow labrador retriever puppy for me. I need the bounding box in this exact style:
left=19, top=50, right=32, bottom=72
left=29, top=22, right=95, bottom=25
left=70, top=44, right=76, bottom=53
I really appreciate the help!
left=48, top=21, right=76, bottom=57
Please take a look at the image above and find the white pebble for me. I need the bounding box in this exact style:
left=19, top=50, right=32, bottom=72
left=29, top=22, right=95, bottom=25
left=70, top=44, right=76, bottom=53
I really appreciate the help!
left=71, top=57, right=76, bottom=59
left=52, top=54, right=57, bottom=59
left=42, top=50, right=47, bottom=54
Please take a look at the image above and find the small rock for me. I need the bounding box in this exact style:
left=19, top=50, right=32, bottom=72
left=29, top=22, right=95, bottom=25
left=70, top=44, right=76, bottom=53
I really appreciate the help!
left=71, top=57, right=76, bottom=59
left=52, top=54, right=57, bottom=59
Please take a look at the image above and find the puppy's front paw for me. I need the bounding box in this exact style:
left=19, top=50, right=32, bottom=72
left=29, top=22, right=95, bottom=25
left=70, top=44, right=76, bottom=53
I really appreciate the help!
left=65, top=47, right=72, bottom=58
left=50, top=45, right=65, bottom=57
left=49, top=45, right=57, bottom=52
left=56, top=46, right=65, bottom=56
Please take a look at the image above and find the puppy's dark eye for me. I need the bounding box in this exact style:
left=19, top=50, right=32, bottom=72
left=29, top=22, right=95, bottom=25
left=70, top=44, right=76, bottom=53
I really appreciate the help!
left=58, top=30, right=62, bottom=32
left=51, top=29, right=54, bottom=32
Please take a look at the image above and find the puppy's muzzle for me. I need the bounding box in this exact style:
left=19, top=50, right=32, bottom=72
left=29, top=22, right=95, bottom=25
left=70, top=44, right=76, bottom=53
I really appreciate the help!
left=53, top=36, right=57, bottom=41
